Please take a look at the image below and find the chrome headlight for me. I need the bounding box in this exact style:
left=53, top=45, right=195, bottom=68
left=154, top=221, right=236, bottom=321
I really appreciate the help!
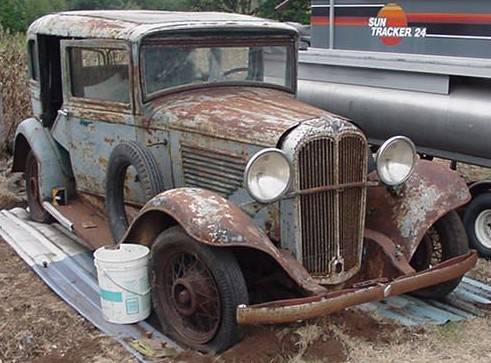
left=244, top=148, right=291, bottom=203
left=376, top=136, right=417, bottom=186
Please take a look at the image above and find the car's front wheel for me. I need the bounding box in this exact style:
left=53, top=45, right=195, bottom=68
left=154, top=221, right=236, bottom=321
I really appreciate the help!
left=150, top=226, right=248, bottom=353
left=410, top=211, right=469, bottom=299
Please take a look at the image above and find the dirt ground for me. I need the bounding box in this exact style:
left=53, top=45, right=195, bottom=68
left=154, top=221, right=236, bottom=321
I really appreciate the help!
left=2, top=156, right=491, bottom=363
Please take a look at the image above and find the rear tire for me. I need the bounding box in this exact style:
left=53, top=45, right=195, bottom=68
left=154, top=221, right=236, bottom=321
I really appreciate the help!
left=25, top=151, right=52, bottom=223
left=463, top=193, right=491, bottom=258
left=410, top=211, right=469, bottom=299
left=150, top=226, right=248, bottom=353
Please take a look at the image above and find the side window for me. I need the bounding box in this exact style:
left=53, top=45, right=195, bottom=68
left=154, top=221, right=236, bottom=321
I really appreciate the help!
left=68, top=47, right=129, bottom=103
left=28, top=40, right=38, bottom=81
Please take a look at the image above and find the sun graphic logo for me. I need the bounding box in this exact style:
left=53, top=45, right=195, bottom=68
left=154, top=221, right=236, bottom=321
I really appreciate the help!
left=368, top=3, right=410, bottom=46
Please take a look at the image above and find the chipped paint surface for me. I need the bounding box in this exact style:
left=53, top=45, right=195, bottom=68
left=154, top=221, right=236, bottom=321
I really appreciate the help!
left=366, top=160, right=471, bottom=259
left=125, top=187, right=326, bottom=295
left=149, top=87, right=331, bottom=147
left=28, top=11, right=297, bottom=42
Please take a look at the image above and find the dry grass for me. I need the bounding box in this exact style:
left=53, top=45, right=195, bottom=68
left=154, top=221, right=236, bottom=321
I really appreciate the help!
left=0, top=28, right=31, bottom=154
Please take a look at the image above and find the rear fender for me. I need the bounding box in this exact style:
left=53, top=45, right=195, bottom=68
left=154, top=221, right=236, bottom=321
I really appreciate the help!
left=123, top=187, right=325, bottom=295
left=366, top=160, right=470, bottom=260
left=12, top=118, right=73, bottom=201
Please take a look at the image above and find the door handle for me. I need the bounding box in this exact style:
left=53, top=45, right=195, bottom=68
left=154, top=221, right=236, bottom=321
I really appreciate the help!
left=57, top=108, right=69, bottom=117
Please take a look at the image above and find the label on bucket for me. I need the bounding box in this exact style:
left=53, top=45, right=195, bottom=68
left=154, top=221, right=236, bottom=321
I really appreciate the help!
left=100, top=289, right=123, bottom=302
left=125, top=297, right=140, bottom=315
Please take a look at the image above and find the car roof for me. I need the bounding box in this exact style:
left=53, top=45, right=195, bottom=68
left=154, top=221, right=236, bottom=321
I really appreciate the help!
left=28, top=10, right=297, bottom=42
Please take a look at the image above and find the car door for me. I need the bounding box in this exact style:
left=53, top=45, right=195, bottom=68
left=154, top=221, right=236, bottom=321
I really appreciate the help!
left=55, top=39, right=141, bottom=201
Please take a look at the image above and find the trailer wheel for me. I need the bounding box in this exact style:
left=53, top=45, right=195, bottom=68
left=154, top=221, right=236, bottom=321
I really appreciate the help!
left=463, top=192, right=491, bottom=258
left=410, top=211, right=469, bottom=300
left=25, top=151, right=52, bottom=223
left=106, top=141, right=164, bottom=242
left=151, top=226, right=248, bottom=353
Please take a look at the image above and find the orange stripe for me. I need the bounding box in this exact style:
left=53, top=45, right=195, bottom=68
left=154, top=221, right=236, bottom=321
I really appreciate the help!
left=406, top=13, right=491, bottom=24
left=335, top=17, right=369, bottom=26
left=311, top=16, right=368, bottom=26
left=311, top=16, right=329, bottom=26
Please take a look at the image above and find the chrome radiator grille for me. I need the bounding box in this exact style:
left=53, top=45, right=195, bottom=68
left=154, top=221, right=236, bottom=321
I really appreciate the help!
left=297, top=133, right=367, bottom=278
left=181, top=144, right=246, bottom=197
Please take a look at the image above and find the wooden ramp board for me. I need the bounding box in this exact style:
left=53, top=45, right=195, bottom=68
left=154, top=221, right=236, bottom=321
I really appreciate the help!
left=0, top=208, right=180, bottom=363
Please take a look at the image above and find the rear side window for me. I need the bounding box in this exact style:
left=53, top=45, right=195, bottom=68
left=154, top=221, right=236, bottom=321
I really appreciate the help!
left=68, top=47, right=129, bottom=103
left=28, top=40, right=38, bottom=81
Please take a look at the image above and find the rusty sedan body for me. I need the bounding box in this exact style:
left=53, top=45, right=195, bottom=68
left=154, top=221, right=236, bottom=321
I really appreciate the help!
left=12, top=10, right=476, bottom=352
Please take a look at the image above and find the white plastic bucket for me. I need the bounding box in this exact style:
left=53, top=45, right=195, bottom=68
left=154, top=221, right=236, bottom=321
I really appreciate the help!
left=94, top=244, right=151, bottom=324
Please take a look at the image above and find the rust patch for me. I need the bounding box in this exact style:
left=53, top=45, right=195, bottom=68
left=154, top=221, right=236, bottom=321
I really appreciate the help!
left=147, top=87, right=338, bottom=147
left=236, top=251, right=477, bottom=325
left=124, top=187, right=326, bottom=295
left=366, top=160, right=471, bottom=260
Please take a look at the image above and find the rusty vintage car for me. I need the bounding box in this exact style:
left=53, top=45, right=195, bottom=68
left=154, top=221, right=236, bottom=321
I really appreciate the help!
left=13, top=10, right=477, bottom=352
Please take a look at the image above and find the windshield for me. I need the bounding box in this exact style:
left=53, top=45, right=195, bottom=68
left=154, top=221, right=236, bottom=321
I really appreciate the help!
left=141, top=43, right=293, bottom=97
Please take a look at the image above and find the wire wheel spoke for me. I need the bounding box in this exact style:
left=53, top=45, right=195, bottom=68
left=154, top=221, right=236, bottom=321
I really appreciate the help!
left=160, top=249, right=221, bottom=345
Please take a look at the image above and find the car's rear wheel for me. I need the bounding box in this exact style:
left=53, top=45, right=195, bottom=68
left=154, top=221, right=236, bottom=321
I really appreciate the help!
left=150, top=226, right=248, bottom=353
left=25, top=151, right=52, bottom=223
left=410, top=211, right=469, bottom=299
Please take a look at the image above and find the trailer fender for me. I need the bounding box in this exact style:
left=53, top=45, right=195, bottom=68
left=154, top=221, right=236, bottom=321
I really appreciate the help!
left=12, top=118, right=73, bottom=201
left=123, top=187, right=326, bottom=295
left=468, top=180, right=491, bottom=197
left=366, top=160, right=470, bottom=260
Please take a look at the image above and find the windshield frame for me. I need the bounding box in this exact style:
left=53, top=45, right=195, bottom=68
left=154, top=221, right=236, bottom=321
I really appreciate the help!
left=139, top=34, right=297, bottom=102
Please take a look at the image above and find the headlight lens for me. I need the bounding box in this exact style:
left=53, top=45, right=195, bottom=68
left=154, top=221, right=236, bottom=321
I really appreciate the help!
left=245, top=148, right=291, bottom=203
left=376, top=136, right=417, bottom=186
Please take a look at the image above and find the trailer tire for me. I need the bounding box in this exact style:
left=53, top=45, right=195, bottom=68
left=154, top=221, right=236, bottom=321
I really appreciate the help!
left=106, top=141, right=164, bottom=242
left=463, top=192, right=491, bottom=258
left=410, top=211, right=469, bottom=300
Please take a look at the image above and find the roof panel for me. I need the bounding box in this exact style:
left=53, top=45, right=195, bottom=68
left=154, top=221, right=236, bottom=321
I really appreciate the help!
left=28, top=11, right=296, bottom=41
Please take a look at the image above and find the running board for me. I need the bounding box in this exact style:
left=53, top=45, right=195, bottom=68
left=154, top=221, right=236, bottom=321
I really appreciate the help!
left=0, top=208, right=180, bottom=362
left=43, top=201, right=74, bottom=231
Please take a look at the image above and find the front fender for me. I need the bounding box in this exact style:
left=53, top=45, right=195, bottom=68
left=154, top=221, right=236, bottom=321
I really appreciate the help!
left=124, top=187, right=325, bottom=295
left=366, top=160, right=470, bottom=260
left=12, top=118, right=73, bottom=200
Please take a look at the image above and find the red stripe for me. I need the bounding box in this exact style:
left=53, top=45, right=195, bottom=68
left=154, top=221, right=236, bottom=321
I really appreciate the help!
left=335, top=17, right=369, bottom=26
left=311, top=16, right=329, bottom=26
left=311, top=16, right=368, bottom=26
left=406, top=13, right=491, bottom=24
left=312, top=13, right=491, bottom=27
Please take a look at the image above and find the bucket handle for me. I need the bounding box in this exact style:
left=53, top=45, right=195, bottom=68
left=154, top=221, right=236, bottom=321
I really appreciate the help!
left=101, top=268, right=151, bottom=297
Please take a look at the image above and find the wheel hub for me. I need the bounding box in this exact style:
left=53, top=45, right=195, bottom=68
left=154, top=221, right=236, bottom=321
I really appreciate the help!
left=172, top=278, right=197, bottom=316
left=475, top=210, right=491, bottom=248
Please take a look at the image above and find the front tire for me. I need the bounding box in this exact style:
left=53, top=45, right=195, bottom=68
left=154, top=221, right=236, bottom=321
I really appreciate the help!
left=25, top=151, right=52, bottom=223
left=463, top=193, right=491, bottom=258
left=410, top=211, right=469, bottom=299
left=150, top=226, right=248, bottom=353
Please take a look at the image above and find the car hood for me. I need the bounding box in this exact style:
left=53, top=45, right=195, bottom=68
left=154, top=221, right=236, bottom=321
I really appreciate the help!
left=147, top=87, right=333, bottom=147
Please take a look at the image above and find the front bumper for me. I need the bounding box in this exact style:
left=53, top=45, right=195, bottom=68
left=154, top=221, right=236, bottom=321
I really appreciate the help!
left=236, top=251, right=477, bottom=325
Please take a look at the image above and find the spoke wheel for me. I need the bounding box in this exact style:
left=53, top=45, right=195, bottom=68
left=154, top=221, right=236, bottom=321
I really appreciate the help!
left=160, top=249, right=221, bottom=345
left=151, top=226, right=248, bottom=352
left=410, top=211, right=469, bottom=300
